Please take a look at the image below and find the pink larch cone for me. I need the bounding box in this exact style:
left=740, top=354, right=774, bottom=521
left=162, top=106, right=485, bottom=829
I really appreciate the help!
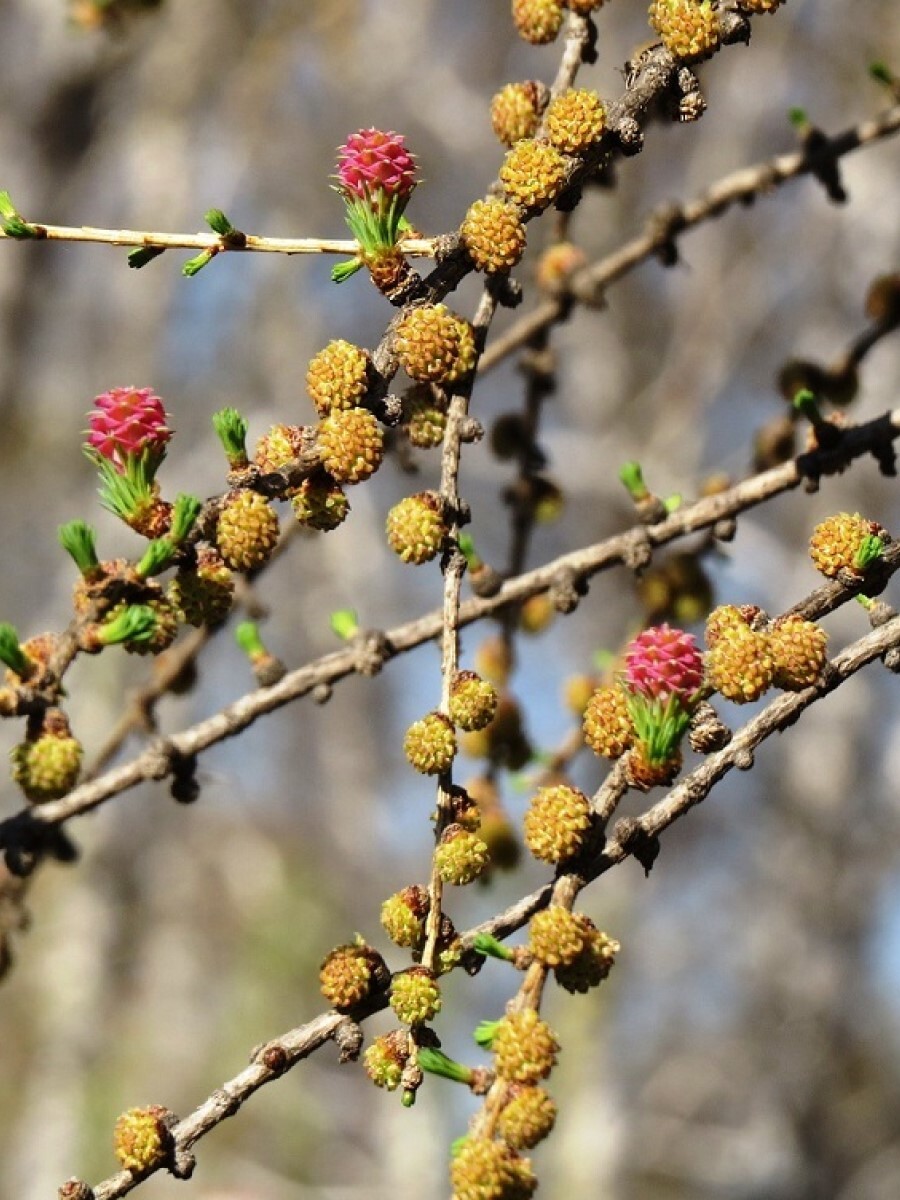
left=623, top=624, right=704, bottom=703
left=87, top=387, right=172, bottom=471
left=336, top=129, right=418, bottom=204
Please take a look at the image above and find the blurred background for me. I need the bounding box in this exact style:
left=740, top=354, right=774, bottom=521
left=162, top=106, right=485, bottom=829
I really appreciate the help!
left=1, top=1, right=899, bottom=1197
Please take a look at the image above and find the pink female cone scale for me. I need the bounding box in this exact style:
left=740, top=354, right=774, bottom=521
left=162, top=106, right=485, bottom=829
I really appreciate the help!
left=623, top=623, right=704, bottom=704
left=86, top=386, right=172, bottom=473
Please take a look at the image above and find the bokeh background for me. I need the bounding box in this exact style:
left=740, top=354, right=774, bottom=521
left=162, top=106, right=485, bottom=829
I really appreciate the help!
left=1, top=1, right=900, bottom=1197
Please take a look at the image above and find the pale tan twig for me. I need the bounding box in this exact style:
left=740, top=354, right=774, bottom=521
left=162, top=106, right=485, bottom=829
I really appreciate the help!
left=0, top=223, right=436, bottom=258
left=421, top=289, right=499, bottom=973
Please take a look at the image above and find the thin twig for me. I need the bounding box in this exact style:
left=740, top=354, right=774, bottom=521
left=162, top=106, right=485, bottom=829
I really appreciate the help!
left=0, top=224, right=436, bottom=258
left=421, top=289, right=499, bottom=973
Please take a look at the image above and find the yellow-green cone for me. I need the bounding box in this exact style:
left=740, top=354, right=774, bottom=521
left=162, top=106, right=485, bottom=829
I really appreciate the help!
left=381, top=884, right=429, bottom=948
left=499, top=139, right=568, bottom=210
left=435, top=825, right=490, bottom=885
left=769, top=616, right=828, bottom=690
left=648, top=0, right=722, bottom=62
left=306, top=339, right=372, bottom=417
left=394, top=305, right=475, bottom=386
left=390, top=966, right=441, bottom=1025
left=113, top=1106, right=170, bottom=1173
left=460, top=198, right=527, bottom=275
left=544, top=88, right=606, bottom=154
left=216, top=489, right=280, bottom=571
left=169, top=547, right=234, bottom=627
left=490, top=81, right=547, bottom=147
left=11, top=721, right=83, bottom=803
left=705, top=625, right=774, bottom=703
left=449, top=670, right=499, bottom=731
left=512, top=0, right=564, bottom=44
left=582, top=684, right=634, bottom=759
left=404, top=711, right=457, bottom=774
left=809, top=512, right=884, bottom=579
left=450, top=1137, right=537, bottom=1200
left=291, top=475, right=350, bottom=531
left=317, top=407, right=384, bottom=484
left=364, top=1029, right=410, bottom=1090
left=386, top=492, right=448, bottom=564
left=492, top=1008, right=559, bottom=1083
left=523, top=784, right=592, bottom=863
left=496, top=1085, right=557, bottom=1150
left=319, top=942, right=388, bottom=1011
left=528, top=907, right=595, bottom=967
left=554, top=928, right=620, bottom=993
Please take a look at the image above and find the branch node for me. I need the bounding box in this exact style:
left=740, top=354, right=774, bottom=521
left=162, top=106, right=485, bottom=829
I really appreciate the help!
left=469, top=1066, right=495, bottom=1095
left=458, top=945, right=487, bottom=976
left=872, top=435, right=898, bottom=477
left=378, top=394, right=404, bottom=426
left=469, top=562, right=504, bottom=598
left=2, top=815, right=75, bottom=878
left=634, top=494, right=669, bottom=524
left=549, top=567, right=587, bottom=614
left=676, top=67, right=706, bottom=122
left=171, top=1145, right=197, bottom=1181
left=678, top=89, right=707, bottom=123
left=146, top=737, right=177, bottom=781
left=719, top=9, right=752, bottom=45
left=208, top=1087, right=241, bottom=1119
left=621, top=528, right=653, bottom=573
left=612, top=817, right=660, bottom=876
left=865, top=599, right=897, bottom=628
left=432, top=231, right=459, bottom=263
left=400, top=1056, right=424, bottom=1098
left=712, top=516, right=738, bottom=542
left=647, top=203, right=686, bottom=267
left=453, top=498, right=473, bottom=527
left=58, top=1180, right=94, bottom=1200
left=333, top=1017, right=365, bottom=1063
left=170, top=751, right=200, bottom=805
left=257, top=1042, right=291, bottom=1075
left=733, top=746, right=755, bottom=771
left=458, top=416, right=485, bottom=444
left=488, top=274, right=524, bottom=308
left=613, top=116, right=644, bottom=156
left=801, top=127, right=848, bottom=204
left=689, top=701, right=732, bottom=753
